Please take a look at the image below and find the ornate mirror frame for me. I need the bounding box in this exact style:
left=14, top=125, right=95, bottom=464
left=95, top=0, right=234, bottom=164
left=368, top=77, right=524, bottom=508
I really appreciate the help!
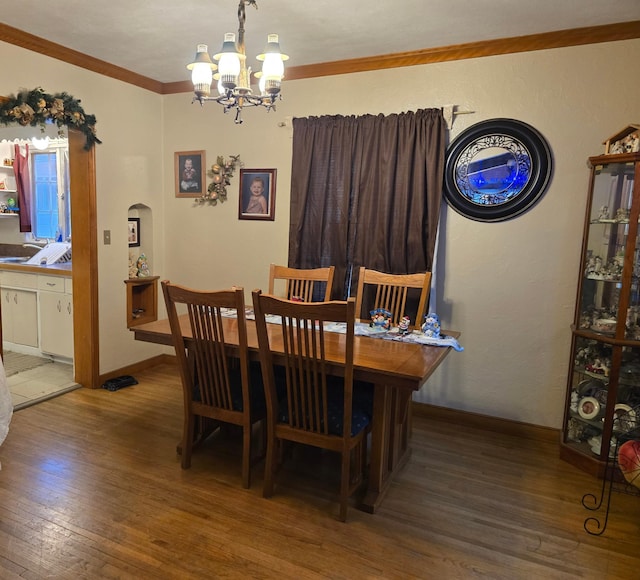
left=444, top=118, right=553, bottom=222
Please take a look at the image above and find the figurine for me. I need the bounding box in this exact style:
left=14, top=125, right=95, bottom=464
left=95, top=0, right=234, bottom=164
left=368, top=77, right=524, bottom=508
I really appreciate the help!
left=136, top=253, right=150, bottom=277
left=369, top=308, right=391, bottom=330
left=422, top=312, right=441, bottom=338
left=623, top=132, right=640, bottom=153
left=570, top=390, right=579, bottom=413
left=128, top=252, right=138, bottom=279
left=398, top=316, right=411, bottom=334
left=616, top=207, right=630, bottom=222
left=598, top=205, right=609, bottom=220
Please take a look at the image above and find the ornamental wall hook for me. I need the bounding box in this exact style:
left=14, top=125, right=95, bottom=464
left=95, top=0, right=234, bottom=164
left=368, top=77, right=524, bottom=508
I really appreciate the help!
left=198, top=154, right=242, bottom=205
left=0, top=87, right=101, bottom=150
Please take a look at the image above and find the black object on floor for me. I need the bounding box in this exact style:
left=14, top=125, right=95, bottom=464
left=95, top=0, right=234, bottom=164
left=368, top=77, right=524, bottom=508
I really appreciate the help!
left=101, top=375, right=138, bottom=391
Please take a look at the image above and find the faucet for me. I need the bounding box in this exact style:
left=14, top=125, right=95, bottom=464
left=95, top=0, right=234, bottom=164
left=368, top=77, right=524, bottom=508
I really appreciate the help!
left=23, top=243, right=46, bottom=250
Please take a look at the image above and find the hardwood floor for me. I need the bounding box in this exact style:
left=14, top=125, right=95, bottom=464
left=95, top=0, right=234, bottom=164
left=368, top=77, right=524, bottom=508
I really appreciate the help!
left=0, top=363, right=638, bottom=579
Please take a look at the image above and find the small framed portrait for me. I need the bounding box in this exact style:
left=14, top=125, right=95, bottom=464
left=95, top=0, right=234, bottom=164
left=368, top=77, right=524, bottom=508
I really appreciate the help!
left=175, top=150, right=206, bottom=197
left=238, top=169, right=276, bottom=221
left=128, top=217, right=140, bottom=247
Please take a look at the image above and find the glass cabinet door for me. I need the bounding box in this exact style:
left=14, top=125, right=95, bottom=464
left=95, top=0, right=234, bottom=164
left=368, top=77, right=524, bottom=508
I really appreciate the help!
left=616, top=345, right=640, bottom=434
left=566, top=336, right=612, bottom=458
left=579, top=162, right=636, bottom=338
left=566, top=339, right=640, bottom=460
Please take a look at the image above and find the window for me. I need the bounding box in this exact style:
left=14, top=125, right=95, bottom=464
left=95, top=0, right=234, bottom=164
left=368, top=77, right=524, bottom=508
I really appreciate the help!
left=31, top=141, right=70, bottom=239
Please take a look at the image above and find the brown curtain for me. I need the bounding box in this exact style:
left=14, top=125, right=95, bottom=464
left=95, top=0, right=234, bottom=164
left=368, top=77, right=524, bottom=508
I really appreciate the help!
left=289, top=109, right=446, bottom=299
left=14, top=143, right=32, bottom=233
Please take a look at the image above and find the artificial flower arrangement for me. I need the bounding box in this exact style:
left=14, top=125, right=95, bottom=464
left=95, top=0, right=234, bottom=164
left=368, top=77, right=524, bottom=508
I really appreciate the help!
left=0, top=87, right=101, bottom=150
left=197, top=154, right=242, bottom=205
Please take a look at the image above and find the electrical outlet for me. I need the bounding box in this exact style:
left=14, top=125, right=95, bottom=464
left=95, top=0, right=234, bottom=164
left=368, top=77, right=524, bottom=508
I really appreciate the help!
left=103, top=230, right=111, bottom=245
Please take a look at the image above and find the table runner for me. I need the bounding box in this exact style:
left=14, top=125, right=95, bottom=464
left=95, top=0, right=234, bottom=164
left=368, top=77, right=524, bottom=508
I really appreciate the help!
left=220, top=308, right=464, bottom=351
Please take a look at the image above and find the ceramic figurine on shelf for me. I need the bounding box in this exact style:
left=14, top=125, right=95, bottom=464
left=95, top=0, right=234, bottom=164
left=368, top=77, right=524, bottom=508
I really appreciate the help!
left=422, top=312, right=441, bottom=338
left=136, top=253, right=150, bottom=278
left=398, top=316, right=411, bottom=334
left=616, top=207, right=630, bottom=222
left=598, top=205, right=609, bottom=220
left=128, top=252, right=138, bottom=279
left=369, top=308, right=391, bottom=330
left=570, top=390, right=579, bottom=413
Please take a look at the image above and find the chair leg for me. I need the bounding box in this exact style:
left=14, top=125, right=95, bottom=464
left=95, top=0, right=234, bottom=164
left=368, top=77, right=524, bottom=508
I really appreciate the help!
left=339, top=449, right=351, bottom=522
left=263, top=431, right=277, bottom=498
left=182, top=413, right=195, bottom=470
left=241, top=424, right=251, bottom=489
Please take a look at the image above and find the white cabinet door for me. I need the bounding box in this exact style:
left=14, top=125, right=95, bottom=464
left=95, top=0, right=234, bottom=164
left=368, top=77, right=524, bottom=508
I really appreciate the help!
left=2, top=288, right=38, bottom=347
left=39, top=290, right=73, bottom=358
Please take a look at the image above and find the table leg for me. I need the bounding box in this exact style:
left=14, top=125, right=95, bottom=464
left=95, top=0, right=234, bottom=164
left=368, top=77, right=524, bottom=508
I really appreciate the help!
left=360, top=384, right=413, bottom=513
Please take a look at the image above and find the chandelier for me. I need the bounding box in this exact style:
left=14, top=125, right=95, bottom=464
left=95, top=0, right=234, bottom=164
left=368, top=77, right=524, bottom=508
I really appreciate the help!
left=187, top=0, right=288, bottom=124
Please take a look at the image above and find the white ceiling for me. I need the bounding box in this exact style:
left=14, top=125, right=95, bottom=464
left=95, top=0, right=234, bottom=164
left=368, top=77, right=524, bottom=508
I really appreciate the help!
left=3, top=0, right=640, bottom=84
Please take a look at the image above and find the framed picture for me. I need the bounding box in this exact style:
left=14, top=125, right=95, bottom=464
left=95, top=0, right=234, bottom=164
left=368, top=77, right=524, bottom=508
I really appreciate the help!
left=175, top=150, right=206, bottom=197
left=128, top=217, right=140, bottom=247
left=238, top=168, right=276, bottom=221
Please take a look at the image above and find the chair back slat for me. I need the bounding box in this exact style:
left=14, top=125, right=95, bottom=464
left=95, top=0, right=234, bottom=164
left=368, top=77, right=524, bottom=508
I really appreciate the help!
left=280, top=315, right=331, bottom=433
left=355, top=267, right=432, bottom=328
left=187, top=302, right=233, bottom=410
left=269, top=264, right=335, bottom=302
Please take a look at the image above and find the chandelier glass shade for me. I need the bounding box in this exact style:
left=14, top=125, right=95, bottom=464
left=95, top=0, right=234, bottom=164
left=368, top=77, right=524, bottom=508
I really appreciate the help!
left=187, top=0, right=288, bottom=124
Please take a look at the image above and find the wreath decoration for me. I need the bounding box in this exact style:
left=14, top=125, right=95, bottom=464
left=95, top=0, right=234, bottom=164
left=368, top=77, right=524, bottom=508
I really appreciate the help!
left=0, top=87, right=101, bottom=150
left=198, top=154, right=242, bottom=205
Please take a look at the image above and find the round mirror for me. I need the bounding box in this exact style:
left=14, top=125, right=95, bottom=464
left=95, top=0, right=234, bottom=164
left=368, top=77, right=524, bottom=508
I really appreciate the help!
left=444, top=119, right=553, bottom=222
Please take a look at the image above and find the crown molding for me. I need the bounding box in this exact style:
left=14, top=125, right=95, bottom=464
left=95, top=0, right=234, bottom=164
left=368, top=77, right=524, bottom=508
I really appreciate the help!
left=0, top=23, right=163, bottom=93
left=2, top=21, right=639, bottom=96
left=283, top=20, right=640, bottom=82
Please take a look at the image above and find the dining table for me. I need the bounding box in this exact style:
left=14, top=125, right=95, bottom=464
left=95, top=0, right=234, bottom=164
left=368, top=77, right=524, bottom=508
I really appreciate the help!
left=132, top=313, right=460, bottom=513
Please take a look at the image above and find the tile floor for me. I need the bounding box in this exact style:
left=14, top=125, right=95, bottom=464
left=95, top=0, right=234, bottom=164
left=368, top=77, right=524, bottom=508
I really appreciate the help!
left=8, top=361, right=79, bottom=410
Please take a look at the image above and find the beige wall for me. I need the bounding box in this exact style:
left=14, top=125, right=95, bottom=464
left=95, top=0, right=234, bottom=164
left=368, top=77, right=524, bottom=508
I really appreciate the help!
left=162, top=39, right=640, bottom=429
left=2, top=37, right=639, bottom=428
left=0, top=40, right=165, bottom=372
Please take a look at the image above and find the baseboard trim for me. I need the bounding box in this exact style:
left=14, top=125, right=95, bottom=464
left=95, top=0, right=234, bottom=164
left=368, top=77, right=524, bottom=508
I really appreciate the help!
left=97, top=354, right=176, bottom=386
left=412, top=401, right=560, bottom=444
left=96, top=359, right=558, bottom=444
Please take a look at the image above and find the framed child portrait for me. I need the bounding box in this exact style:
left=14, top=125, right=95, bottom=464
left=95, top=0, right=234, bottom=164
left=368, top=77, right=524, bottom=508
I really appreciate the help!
left=238, top=168, right=276, bottom=221
left=175, top=150, right=206, bottom=197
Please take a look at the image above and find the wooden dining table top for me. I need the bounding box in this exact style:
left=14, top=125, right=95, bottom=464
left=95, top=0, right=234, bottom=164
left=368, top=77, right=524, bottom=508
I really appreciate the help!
left=132, top=315, right=460, bottom=391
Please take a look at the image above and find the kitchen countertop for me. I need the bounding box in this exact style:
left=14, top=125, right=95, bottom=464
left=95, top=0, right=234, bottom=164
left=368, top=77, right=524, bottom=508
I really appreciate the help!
left=0, top=262, right=72, bottom=276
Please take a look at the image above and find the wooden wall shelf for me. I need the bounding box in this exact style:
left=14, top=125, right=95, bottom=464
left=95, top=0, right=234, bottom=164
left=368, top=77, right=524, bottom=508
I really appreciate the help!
left=124, top=276, right=159, bottom=328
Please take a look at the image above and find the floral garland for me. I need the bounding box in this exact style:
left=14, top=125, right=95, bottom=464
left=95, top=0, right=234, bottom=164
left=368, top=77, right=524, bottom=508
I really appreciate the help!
left=198, top=154, right=242, bottom=205
left=0, top=87, right=101, bottom=150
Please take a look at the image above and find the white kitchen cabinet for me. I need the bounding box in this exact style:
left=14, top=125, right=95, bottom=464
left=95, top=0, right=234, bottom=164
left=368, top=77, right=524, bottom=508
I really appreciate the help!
left=38, top=275, right=73, bottom=359
left=0, top=272, right=39, bottom=348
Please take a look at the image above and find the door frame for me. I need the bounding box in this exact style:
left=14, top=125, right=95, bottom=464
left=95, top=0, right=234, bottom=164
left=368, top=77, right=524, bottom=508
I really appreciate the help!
left=68, top=128, right=100, bottom=387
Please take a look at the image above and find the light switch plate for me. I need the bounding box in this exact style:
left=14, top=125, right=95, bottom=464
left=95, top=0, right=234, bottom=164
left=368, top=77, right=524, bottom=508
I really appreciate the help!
left=103, top=230, right=111, bottom=245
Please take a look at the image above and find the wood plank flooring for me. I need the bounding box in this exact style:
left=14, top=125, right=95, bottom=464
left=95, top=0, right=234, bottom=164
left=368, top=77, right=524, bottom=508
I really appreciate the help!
left=0, top=363, right=638, bottom=579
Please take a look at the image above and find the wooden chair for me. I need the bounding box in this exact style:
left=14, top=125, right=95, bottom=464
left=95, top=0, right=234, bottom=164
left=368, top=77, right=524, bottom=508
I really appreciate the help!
left=268, top=263, right=335, bottom=302
left=354, top=267, right=432, bottom=329
left=161, top=281, right=265, bottom=488
left=252, top=290, right=370, bottom=521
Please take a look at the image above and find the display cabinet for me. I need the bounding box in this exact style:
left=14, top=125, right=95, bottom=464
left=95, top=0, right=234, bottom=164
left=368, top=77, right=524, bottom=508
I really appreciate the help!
left=561, top=152, right=640, bottom=477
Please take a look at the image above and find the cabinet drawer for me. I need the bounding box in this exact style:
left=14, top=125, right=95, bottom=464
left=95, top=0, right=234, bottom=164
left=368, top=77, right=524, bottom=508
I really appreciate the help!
left=1, top=271, right=37, bottom=289
left=65, top=277, right=73, bottom=294
left=38, top=275, right=66, bottom=292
